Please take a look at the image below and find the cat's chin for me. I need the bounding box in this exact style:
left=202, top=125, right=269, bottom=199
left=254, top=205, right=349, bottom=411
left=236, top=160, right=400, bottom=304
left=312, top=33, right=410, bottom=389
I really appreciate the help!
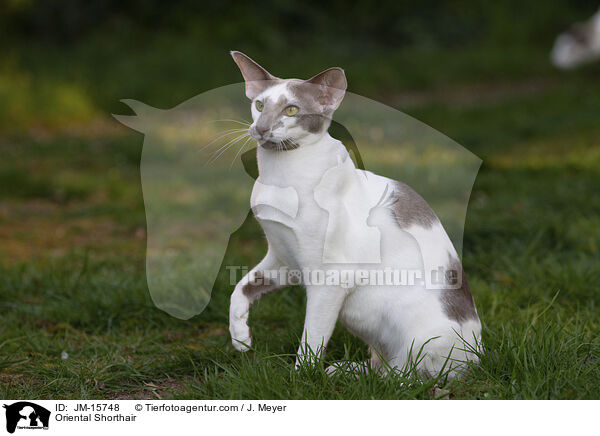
left=259, top=139, right=300, bottom=151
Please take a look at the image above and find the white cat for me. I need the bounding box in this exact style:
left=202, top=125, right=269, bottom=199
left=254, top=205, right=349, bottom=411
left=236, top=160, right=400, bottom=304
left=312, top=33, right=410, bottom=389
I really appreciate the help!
left=228, top=51, right=481, bottom=378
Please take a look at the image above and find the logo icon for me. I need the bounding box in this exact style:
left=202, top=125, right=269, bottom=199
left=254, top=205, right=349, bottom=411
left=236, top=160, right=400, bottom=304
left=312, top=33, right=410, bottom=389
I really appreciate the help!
left=3, top=402, right=50, bottom=434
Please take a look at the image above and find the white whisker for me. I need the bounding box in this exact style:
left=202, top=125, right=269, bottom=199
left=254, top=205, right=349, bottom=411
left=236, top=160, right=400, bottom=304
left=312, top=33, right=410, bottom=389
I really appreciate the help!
left=230, top=136, right=253, bottom=169
left=199, top=128, right=250, bottom=152
left=210, top=119, right=252, bottom=126
left=206, top=133, right=250, bottom=166
left=210, top=132, right=249, bottom=157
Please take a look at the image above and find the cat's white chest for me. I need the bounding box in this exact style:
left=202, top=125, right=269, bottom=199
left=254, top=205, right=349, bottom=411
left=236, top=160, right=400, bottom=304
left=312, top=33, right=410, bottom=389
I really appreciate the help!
left=250, top=177, right=330, bottom=268
left=250, top=180, right=299, bottom=224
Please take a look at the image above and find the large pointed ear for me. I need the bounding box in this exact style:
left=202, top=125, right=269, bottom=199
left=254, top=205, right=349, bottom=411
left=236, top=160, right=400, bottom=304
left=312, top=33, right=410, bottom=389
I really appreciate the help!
left=304, top=67, right=347, bottom=111
left=231, top=51, right=278, bottom=100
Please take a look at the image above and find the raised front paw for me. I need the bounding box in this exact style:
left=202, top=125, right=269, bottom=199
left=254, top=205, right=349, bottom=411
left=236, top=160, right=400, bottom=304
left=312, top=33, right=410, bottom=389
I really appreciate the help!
left=229, top=291, right=252, bottom=352
left=229, top=315, right=252, bottom=352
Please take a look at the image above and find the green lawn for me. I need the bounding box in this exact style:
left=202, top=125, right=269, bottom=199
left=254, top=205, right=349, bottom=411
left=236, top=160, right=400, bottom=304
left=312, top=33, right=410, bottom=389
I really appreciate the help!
left=0, top=39, right=599, bottom=399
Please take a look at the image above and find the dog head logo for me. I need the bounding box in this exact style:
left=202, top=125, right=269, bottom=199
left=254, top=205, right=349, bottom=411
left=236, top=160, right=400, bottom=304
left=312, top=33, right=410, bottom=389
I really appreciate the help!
left=3, top=402, right=50, bottom=433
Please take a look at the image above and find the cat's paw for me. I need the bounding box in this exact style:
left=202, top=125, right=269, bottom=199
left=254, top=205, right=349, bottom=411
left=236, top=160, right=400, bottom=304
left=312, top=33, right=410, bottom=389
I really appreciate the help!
left=230, top=318, right=252, bottom=352
left=231, top=334, right=252, bottom=352
left=229, top=288, right=253, bottom=352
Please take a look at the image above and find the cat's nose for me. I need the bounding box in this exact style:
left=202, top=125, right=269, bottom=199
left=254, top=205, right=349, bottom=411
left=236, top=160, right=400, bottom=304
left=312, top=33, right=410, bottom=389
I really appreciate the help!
left=254, top=125, right=270, bottom=138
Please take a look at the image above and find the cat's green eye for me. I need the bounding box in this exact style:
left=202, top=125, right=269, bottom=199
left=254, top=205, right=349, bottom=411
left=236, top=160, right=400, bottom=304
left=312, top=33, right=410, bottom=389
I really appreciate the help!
left=285, top=105, right=299, bottom=116
left=255, top=100, right=264, bottom=112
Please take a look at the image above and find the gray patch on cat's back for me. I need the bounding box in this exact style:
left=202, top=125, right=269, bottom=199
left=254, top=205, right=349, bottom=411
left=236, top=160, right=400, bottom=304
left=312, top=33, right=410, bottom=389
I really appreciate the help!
left=390, top=181, right=438, bottom=229
left=387, top=182, right=477, bottom=323
left=439, top=256, right=478, bottom=324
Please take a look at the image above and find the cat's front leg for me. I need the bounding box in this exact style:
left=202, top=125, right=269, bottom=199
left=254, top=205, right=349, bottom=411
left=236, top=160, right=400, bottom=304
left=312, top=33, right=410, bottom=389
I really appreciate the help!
left=295, top=286, right=347, bottom=368
left=229, top=250, right=285, bottom=351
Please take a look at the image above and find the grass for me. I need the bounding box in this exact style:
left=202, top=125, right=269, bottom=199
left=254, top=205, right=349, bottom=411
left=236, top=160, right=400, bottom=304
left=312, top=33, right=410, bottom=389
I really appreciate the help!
left=0, top=36, right=599, bottom=399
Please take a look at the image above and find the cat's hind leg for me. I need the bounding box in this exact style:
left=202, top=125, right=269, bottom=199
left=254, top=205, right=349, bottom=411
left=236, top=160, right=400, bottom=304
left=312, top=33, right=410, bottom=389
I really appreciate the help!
left=416, top=331, right=480, bottom=381
left=391, top=327, right=479, bottom=380
left=229, top=250, right=286, bottom=351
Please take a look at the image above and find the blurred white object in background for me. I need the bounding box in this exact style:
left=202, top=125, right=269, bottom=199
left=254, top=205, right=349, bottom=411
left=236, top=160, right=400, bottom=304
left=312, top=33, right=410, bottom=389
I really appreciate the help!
left=551, top=8, right=600, bottom=69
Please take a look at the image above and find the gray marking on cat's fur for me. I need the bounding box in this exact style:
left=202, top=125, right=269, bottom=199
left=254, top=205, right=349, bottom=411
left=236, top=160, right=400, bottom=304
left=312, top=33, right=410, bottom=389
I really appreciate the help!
left=254, top=95, right=299, bottom=150
left=439, top=256, right=478, bottom=324
left=242, top=271, right=278, bottom=299
left=232, top=52, right=346, bottom=147
left=288, top=80, right=331, bottom=134
left=254, top=82, right=333, bottom=148
left=386, top=183, right=477, bottom=323
left=288, top=69, right=346, bottom=134
left=255, top=96, right=287, bottom=132
left=567, top=21, right=595, bottom=46
left=390, top=181, right=438, bottom=229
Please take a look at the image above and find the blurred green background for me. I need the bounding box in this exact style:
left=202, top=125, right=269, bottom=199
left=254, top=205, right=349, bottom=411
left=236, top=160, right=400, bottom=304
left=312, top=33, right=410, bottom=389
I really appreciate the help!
left=0, top=0, right=599, bottom=399
left=1, top=0, right=598, bottom=129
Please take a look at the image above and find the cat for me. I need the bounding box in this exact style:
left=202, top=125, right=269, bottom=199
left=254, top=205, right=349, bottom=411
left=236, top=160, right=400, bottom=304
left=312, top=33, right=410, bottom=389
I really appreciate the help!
left=552, top=7, right=600, bottom=69
left=228, top=51, right=481, bottom=378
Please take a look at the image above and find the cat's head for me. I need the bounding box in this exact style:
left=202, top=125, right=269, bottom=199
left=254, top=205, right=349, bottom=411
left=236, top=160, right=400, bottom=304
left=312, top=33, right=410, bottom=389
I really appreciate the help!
left=231, top=51, right=346, bottom=150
